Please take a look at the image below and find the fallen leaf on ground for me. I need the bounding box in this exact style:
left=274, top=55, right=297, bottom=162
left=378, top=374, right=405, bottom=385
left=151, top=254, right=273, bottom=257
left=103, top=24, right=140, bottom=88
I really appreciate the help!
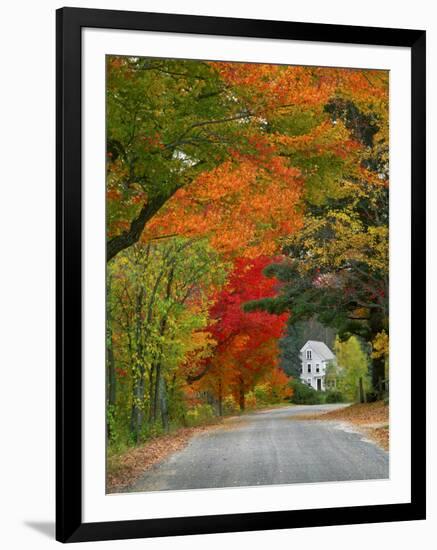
left=292, top=401, right=389, bottom=451
left=107, top=422, right=223, bottom=493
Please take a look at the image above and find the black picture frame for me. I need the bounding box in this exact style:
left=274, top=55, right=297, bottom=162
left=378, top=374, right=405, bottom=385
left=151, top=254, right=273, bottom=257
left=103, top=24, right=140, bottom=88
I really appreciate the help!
left=56, top=6, right=426, bottom=543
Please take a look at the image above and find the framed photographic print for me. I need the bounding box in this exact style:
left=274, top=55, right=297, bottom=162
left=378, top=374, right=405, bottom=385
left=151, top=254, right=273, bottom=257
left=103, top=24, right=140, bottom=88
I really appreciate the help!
left=56, top=6, right=426, bottom=543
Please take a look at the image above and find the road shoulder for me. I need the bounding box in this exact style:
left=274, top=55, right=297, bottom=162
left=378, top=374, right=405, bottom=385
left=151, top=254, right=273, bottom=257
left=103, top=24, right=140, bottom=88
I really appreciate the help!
left=290, top=401, right=389, bottom=451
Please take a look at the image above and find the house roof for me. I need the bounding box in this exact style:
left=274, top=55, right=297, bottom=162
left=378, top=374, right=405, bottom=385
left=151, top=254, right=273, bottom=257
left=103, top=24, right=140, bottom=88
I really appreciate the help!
left=300, top=340, right=335, bottom=361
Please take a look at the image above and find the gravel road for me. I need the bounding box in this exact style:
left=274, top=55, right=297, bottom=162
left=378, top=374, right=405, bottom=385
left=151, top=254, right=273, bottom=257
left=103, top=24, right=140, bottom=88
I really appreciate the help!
left=127, top=404, right=389, bottom=493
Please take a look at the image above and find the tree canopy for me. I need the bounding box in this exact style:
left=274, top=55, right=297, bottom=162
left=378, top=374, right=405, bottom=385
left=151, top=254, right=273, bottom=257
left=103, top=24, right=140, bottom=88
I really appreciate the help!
left=105, top=56, right=389, bottom=450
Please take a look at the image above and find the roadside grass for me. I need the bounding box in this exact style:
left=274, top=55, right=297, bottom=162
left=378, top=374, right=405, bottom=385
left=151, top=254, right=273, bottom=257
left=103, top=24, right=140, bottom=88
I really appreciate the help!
left=291, top=401, right=389, bottom=451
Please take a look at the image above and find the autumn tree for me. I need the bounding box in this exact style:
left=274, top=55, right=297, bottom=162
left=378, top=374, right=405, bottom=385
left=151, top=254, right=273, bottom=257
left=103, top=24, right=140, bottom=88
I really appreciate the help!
left=190, top=257, right=288, bottom=411
left=106, top=57, right=300, bottom=260
left=107, top=237, right=226, bottom=443
left=254, top=367, right=293, bottom=405
left=244, top=183, right=388, bottom=389
left=105, top=57, right=389, bottom=456
left=245, top=90, right=389, bottom=391
left=107, top=57, right=388, bottom=261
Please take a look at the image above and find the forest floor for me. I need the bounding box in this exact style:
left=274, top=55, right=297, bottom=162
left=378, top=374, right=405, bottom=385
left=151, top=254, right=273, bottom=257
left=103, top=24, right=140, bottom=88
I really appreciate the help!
left=291, top=401, right=389, bottom=451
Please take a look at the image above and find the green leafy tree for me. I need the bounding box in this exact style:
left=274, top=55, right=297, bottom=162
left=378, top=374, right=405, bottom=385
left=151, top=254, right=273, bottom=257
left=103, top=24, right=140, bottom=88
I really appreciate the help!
left=106, top=57, right=287, bottom=261
left=334, top=336, right=371, bottom=403
left=107, top=237, right=227, bottom=444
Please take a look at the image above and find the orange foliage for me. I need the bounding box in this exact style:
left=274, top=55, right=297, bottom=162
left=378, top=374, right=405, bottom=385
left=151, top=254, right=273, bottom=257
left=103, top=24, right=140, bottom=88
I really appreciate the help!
left=261, top=368, right=293, bottom=402
left=144, top=153, right=303, bottom=257
left=109, top=62, right=388, bottom=248
left=211, top=63, right=388, bottom=115
left=211, top=63, right=335, bottom=112
left=141, top=65, right=388, bottom=254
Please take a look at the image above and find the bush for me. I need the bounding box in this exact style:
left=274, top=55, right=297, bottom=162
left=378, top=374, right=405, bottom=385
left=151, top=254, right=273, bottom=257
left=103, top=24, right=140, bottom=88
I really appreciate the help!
left=245, top=391, right=258, bottom=410
left=222, top=395, right=239, bottom=415
left=254, top=384, right=269, bottom=405
left=324, top=390, right=344, bottom=403
left=167, top=396, right=188, bottom=425
left=141, top=421, right=165, bottom=441
left=289, top=379, right=324, bottom=405
left=185, top=403, right=215, bottom=426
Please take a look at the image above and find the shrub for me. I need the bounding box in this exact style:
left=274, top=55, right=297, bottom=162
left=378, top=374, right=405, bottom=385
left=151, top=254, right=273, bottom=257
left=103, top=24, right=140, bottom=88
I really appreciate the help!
left=186, top=404, right=215, bottom=426
left=167, top=397, right=188, bottom=425
left=245, top=391, right=257, bottom=410
left=324, top=390, right=344, bottom=403
left=141, top=422, right=165, bottom=441
left=254, top=384, right=269, bottom=405
left=261, top=368, right=293, bottom=403
left=289, top=379, right=323, bottom=405
left=222, top=395, right=239, bottom=415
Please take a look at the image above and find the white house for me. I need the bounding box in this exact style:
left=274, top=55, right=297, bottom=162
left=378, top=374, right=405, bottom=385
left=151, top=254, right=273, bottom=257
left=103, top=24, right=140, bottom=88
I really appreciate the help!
left=299, top=340, right=335, bottom=391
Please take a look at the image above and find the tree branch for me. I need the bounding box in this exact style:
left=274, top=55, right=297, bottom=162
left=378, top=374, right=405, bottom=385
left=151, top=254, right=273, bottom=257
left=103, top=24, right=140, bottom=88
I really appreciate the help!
left=107, top=189, right=177, bottom=262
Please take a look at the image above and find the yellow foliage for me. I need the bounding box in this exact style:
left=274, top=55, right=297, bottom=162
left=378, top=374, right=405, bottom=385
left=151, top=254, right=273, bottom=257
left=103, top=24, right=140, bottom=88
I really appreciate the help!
left=372, top=331, right=389, bottom=360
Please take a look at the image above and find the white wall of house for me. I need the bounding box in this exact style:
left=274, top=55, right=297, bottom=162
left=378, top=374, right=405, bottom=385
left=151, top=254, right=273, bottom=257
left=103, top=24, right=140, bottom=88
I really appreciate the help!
left=299, top=341, right=335, bottom=391
left=300, top=353, right=327, bottom=391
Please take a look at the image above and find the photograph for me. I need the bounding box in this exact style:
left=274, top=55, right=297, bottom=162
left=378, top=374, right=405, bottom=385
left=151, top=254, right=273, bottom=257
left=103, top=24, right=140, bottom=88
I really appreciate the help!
left=105, top=55, right=390, bottom=495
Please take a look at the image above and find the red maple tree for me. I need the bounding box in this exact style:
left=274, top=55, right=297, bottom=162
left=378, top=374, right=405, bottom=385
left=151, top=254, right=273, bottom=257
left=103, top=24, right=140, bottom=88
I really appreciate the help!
left=191, top=256, right=289, bottom=411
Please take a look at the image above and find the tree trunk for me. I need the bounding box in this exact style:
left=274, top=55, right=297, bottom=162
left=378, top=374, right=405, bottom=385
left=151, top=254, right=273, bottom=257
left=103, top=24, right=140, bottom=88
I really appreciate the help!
left=106, top=275, right=116, bottom=440
left=218, top=377, right=223, bottom=417
left=107, top=190, right=178, bottom=262
left=159, top=376, right=169, bottom=432
left=371, top=356, right=386, bottom=398
left=152, top=363, right=161, bottom=424
left=148, top=366, right=155, bottom=423
left=358, top=377, right=366, bottom=403
left=131, top=378, right=145, bottom=442
left=369, top=312, right=388, bottom=395
left=239, top=378, right=245, bottom=411
left=130, top=288, right=145, bottom=443
left=106, top=336, right=116, bottom=439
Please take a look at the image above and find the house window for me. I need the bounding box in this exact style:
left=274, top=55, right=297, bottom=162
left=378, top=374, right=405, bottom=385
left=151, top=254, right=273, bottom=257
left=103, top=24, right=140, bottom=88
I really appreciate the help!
left=306, top=350, right=312, bottom=359
left=307, top=378, right=311, bottom=385
left=316, top=364, right=320, bottom=373
left=307, top=364, right=312, bottom=373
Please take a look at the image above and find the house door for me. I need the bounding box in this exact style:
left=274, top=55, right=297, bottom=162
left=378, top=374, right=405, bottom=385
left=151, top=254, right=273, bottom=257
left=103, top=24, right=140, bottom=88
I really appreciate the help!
left=317, top=378, right=322, bottom=391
